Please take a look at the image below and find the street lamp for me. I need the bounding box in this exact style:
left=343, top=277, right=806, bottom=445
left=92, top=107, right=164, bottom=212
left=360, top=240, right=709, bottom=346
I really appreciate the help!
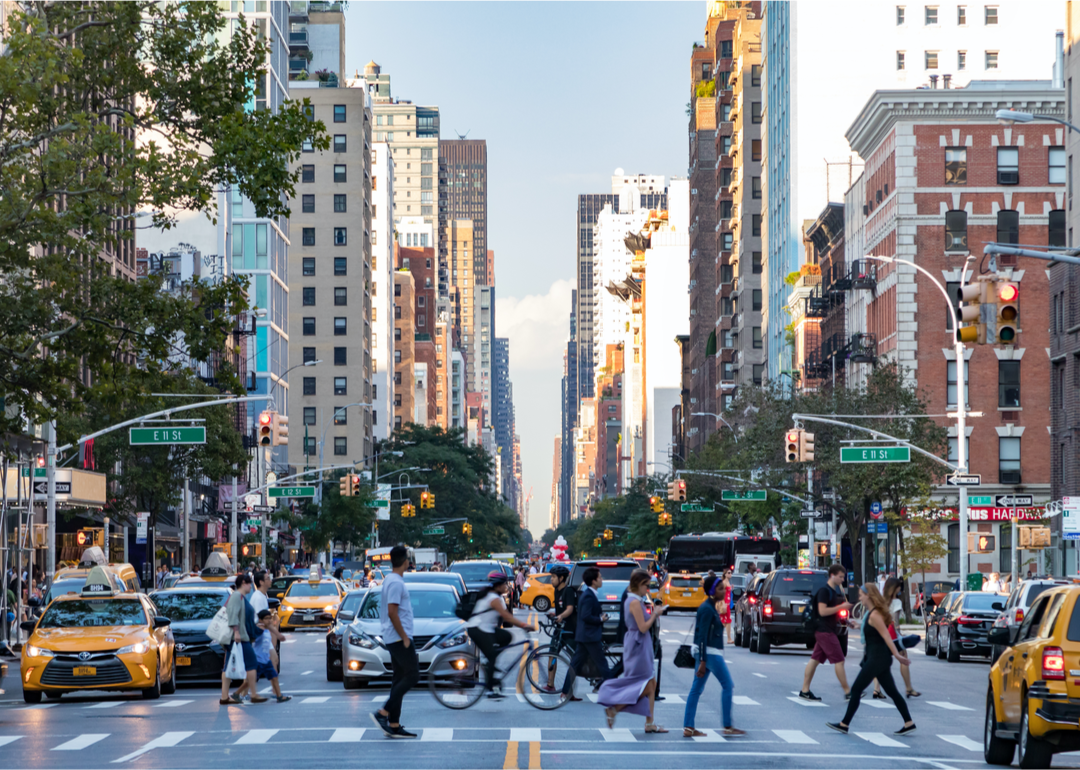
left=267, top=359, right=321, bottom=407
left=691, top=412, right=739, bottom=443
left=995, top=109, right=1080, bottom=135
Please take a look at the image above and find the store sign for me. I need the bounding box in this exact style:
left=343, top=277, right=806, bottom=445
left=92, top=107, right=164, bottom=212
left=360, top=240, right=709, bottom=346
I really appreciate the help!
left=136, top=512, right=149, bottom=544
left=969, top=508, right=1044, bottom=521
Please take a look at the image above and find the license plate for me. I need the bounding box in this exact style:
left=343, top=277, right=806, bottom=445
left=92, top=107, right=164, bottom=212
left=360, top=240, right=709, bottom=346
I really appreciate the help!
left=794, top=605, right=806, bottom=615
left=303, top=614, right=314, bottom=622
left=73, top=666, right=96, bottom=676
left=682, top=592, right=692, bottom=597
left=176, top=657, right=191, bottom=666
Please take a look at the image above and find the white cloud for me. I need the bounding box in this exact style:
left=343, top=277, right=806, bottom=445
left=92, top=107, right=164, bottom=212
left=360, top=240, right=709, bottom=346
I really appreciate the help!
left=496, top=279, right=574, bottom=372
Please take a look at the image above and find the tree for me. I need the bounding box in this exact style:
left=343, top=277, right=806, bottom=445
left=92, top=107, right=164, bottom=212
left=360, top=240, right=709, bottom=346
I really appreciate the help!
left=281, top=474, right=376, bottom=558
left=0, top=1, right=328, bottom=437
left=896, top=521, right=949, bottom=623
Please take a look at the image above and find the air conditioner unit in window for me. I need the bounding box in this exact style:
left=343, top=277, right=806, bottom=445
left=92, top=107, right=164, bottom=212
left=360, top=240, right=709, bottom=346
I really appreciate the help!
left=946, top=233, right=968, bottom=251
left=1000, top=471, right=1021, bottom=485
left=998, top=170, right=1019, bottom=185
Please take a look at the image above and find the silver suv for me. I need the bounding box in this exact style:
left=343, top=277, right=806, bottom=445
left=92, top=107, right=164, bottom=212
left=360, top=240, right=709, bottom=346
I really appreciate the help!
left=989, top=578, right=1071, bottom=661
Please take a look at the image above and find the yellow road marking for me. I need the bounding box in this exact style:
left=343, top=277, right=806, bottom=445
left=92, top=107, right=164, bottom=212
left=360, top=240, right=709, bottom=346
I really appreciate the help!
left=502, top=741, right=519, bottom=769
left=529, top=741, right=541, bottom=769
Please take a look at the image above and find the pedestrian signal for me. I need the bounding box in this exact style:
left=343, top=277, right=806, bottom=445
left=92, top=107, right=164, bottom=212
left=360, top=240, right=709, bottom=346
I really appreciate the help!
left=815, top=542, right=829, bottom=557
left=272, top=413, right=289, bottom=446
left=967, top=532, right=996, bottom=554
left=800, top=432, right=815, bottom=463
left=241, top=543, right=262, bottom=557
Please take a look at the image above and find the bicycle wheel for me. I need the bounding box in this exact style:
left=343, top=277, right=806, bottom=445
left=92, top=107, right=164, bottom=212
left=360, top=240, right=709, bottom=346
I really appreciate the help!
left=428, top=653, right=485, bottom=710
left=518, top=648, right=574, bottom=710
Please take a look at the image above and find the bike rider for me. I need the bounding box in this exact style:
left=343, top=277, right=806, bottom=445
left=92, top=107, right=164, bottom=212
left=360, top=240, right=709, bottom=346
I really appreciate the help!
left=467, top=570, right=535, bottom=699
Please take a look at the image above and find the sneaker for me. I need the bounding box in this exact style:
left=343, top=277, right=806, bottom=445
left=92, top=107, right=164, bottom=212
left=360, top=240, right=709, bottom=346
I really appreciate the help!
left=826, top=722, right=849, bottom=735
left=390, top=726, right=418, bottom=739
left=798, top=690, right=822, bottom=701
left=370, top=711, right=394, bottom=738
left=894, top=724, right=917, bottom=736
left=722, top=727, right=747, bottom=736
left=486, top=690, right=506, bottom=700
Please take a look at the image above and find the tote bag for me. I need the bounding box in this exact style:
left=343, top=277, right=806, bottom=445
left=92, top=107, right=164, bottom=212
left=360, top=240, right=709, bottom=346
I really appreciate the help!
left=206, top=606, right=233, bottom=646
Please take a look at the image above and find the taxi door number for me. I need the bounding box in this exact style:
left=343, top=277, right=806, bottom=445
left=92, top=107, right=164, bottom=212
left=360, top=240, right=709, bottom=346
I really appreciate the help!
left=73, top=666, right=96, bottom=676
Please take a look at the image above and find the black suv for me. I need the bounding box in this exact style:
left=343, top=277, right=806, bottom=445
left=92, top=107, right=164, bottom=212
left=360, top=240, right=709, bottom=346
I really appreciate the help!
left=733, top=573, right=767, bottom=648
left=935, top=590, right=1006, bottom=662
left=569, top=559, right=640, bottom=644
left=748, top=568, right=848, bottom=655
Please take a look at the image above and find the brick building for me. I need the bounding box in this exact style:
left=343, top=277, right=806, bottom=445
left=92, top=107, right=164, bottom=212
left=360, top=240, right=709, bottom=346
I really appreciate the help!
left=845, top=81, right=1060, bottom=577
left=392, top=270, right=416, bottom=430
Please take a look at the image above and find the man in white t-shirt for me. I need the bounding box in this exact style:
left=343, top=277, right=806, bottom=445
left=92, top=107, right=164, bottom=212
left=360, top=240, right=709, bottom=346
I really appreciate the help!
left=371, top=546, right=418, bottom=739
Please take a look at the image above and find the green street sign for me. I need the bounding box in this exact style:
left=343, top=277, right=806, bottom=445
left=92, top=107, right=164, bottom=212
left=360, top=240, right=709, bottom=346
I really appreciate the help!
left=423, top=527, right=445, bottom=536
left=721, top=490, right=767, bottom=501
left=681, top=504, right=713, bottom=513
left=368, top=499, right=390, bottom=508
left=969, top=495, right=994, bottom=506
left=268, top=486, right=316, bottom=498
left=20, top=468, right=46, bottom=478
left=129, top=426, right=206, bottom=445
left=840, top=446, right=911, bottom=464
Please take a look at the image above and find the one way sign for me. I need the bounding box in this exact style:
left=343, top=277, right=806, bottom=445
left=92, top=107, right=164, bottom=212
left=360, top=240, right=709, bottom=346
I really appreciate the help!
left=33, top=481, right=71, bottom=495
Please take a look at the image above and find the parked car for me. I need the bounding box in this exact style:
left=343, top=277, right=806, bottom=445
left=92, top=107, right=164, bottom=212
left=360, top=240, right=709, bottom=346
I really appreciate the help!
left=325, top=590, right=367, bottom=682
left=733, top=573, right=767, bottom=648
left=989, top=578, right=1073, bottom=662
left=924, top=591, right=961, bottom=657
left=748, top=568, right=848, bottom=655
left=917, top=580, right=957, bottom=614
left=936, top=591, right=1007, bottom=662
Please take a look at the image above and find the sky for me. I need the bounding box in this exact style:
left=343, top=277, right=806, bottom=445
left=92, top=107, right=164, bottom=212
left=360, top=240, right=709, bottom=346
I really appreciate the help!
left=348, top=1, right=702, bottom=536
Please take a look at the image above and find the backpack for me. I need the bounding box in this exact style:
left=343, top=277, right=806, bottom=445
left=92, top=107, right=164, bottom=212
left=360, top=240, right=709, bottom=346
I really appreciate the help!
left=455, top=590, right=481, bottom=621
left=801, top=585, right=833, bottom=634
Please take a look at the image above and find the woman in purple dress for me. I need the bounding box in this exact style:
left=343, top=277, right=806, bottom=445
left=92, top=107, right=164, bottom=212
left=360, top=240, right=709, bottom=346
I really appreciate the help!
left=599, top=569, right=669, bottom=732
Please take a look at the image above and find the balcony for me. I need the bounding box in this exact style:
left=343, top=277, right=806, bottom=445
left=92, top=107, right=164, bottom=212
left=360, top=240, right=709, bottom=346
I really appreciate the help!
left=849, top=260, right=877, bottom=290
left=804, top=292, right=829, bottom=318
left=848, top=333, right=877, bottom=364
left=289, top=28, right=309, bottom=50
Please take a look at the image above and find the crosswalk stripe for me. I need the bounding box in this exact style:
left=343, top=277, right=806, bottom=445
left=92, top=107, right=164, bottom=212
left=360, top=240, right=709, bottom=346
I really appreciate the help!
left=939, top=735, right=982, bottom=751
left=301, top=697, right=329, bottom=704
left=21, top=703, right=57, bottom=710
left=84, top=702, right=123, bottom=709
left=773, top=730, right=817, bottom=744
left=691, top=729, right=726, bottom=743
left=329, top=728, right=366, bottom=743
left=53, top=734, right=109, bottom=751
left=281, top=639, right=296, bottom=644
left=855, top=732, right=907, bottom=748
left=0, top=736, right=21, bottom=748
left=421, top=728, right=453, bottom=742
left=786, top=696, right=827, bottom=708
left=154, top=700, right=193, bottom=708
left=112, top=731, right=194, bottom=763
left=601, top=728, right=636, bottom=742
left=861, top=700, right=894, bottom=709
left=928, top=701, right=973, bottom=711
left=732, top=696, right=759, bottom=705
left=235, top=730, right=278, bottom=745
left=659, top=694, right=685, bottom=704
left=511, top=728, right=541, bottom=742
left=752, top=673, right=767, bottom=679
left=301, top=670, right=314, bottom=676
left=587, top=694, right=600, bottom=703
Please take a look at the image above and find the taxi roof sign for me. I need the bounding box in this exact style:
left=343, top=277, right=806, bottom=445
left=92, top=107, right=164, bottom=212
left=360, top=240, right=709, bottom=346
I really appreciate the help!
left=200, top=551, right=233, bottom=578
left=308, top=566, right=321, bottom=583
left=81, top=565, right=122, bottom=596
left=79, top=546, right=106, bottom=567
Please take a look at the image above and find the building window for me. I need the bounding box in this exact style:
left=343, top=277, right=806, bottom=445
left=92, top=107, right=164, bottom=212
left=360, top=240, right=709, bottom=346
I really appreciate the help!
left=334, top=317, right=347, bottom=336
left=946, top=281, right=961, bottom=331
left=334, top=227, right=347, bottom=246
left=720, top=297, right=732, bottom=316
left=302, top=287, right=315, bottom=306
left=720, top=40, right=733, bottom=59
left=1050, top=210, right=1067, bottom=247
left=333, top=104, right=346, bottom=123
left=304, top=437, right=316, bottom=456
left=751, top=214, right=761, bottom=236
left=334, top=286, right=347, bottom=306
left=752, top=176, right=761, bottom=199
left=302, top=317, right=315, bottom=336
left=999, top=436, right=1021, bottom=484
left=945, top=147, right=967, bottom=185
left=997, top=147, right=1019, bottom=184
left=332, top=436, right=346, bottom=456
left=957, top=50, right=967, bottom=70
left=334, top=257, right=347, bottom=276
left=985, top=5, right=998, bottom=24
left=999, top=360, right=1020, bottom=407
left=997, top=210, right=1019, bottom=244
left=947, top=360, right=969, bottom=406
left=721, top=135, right=731, bottom=155
left=719, top=264, right=733, bottom=283
left=947, top=437, right=971, bottom=464
left=334, top=377, right=347, bottom=396
left=751, top=102, right=762, bottom=124
left=394, top=350, right=402, bottom=364
left=752, top=326, right=762, bottom=349
left=334, top=408, right=347, bottom=425
left=333, top=346, right=347, bottom=366
left=752, top=364, right=764, bottom=385
left=334, top=165, right=346, bottom=183
left=721, top=232, right=733, bottom=250
left=302, top=194, right=314, bottom=213
left=751, top=64, right=761, bottom=86
left=945, top=210, right=968, bottom=251
left=303, top=407, right=316, bottom=426
left=303, top=258, right=315, bottom=276
left=752, top=289, right=762, bottom=311
left=752, top=252, right=762, bottom=274
left=751, top=140, right=761, bottom=161
left=302, top=347, right=316, bottom=364
left=720, top=200, right=733, bottom=220
left=925, top=50, right=939, bottom=70
left=302, top=227, right=315, bottom=246
left=1050, top=146, right=1066, bottom=184
left=302, top=165, right=314, bottom=183
left=302, top=139, right=313, bottom=153
left=333, top=134, right=346, bottom=153
left=896, top=5, right=905, bottom=24
left=303, top=377, right=316, bottom=396
left=957, top=4, right=966, bottom=24
left=985, top=50, right=999, bottom=69
left=896, top=51, right=905, bottom=71
left=334, top=194, right=347, bottom=213
left=925, top=5, right=938, bottom=24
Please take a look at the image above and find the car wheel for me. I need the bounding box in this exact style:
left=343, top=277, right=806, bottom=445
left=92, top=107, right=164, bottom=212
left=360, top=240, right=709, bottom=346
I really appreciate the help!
left=937, top=630, right=948, bottom=660
left=161, top=658, right=177, bottom=695
left=984, top=687, right=1016, bottom=766
left=533, top=596, right=551, bottom=613
left=925, top=627, right=936, bottom=656
left=1018, top=692, right=1053, bottom=769
left=327, top=653, right=343, bottom=682
left=142, top=662, right=162, bottom=700
left=22, top=689, right=42, bottom=704
left=947, top=632, right=961, bottom=663
left=748, top=623, right=759, bottom=653
left=343, top=676, right=365, bottom=690
left=758, top=629, right=771, bottom=655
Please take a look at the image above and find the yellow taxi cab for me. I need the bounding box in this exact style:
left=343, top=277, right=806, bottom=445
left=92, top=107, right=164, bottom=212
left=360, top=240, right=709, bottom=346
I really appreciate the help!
left=20, top=565, right=176, bottom=703
left=520, top=572, right=556, bottom=612
left=278, top=568, right=345, bottom=630
left=660, top=572, right=706, bottom=611
left=47, top=547, right=141, bottom=600
left=985, top=585, right=1080, bottom=768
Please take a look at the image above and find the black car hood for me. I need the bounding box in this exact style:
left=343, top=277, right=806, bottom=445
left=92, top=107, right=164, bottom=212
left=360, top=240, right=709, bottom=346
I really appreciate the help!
left=169, top=619, right=212, bottom=636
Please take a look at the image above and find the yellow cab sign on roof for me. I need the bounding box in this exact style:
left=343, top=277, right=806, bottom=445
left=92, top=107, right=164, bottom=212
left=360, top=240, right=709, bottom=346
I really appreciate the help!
left=200, top=551, right=233, bottom=579
left=309, top=566, right=321, bottom=583
left=81, top=565, right=122, bottom=597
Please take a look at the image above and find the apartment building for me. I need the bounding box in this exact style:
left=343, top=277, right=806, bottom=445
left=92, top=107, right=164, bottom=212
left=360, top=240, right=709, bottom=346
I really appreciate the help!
left=370, top=143, right=395, bottom=441
left=439, top=139, right=488, bottom=298
left=393, top=270, right=416, bottom=430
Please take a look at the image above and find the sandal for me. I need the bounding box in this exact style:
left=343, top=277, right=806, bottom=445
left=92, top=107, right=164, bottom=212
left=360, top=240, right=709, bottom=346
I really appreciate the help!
left=605, top=707, right=617, bottom=729
left=683, top=728, right=707, bottom=738
left=220, top=695, right=243, bottom=705
left=906, top=690, right=921, bottom=698
left=872, top=691, right=887, bottom=700
left=644, top=724, right=669, bottom=734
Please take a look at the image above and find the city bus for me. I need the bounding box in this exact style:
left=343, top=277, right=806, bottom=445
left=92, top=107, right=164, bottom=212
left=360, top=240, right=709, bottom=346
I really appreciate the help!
left=664, top=532, right=780, bottom=575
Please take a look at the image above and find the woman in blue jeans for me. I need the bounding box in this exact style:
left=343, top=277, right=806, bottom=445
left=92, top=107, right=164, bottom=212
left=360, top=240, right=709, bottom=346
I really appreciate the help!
left=683, top=575, right=744, bottom=737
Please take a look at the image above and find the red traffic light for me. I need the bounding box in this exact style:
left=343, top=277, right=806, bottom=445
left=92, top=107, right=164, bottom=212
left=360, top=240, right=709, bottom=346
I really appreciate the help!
left=786, top=432, right=799, bottom=443
left=998, top=284, right=1018, bottom=302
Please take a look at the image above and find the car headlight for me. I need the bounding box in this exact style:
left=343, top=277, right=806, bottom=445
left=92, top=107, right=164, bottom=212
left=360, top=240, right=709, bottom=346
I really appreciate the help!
left=348, top=632, right=380, bottom=649
left=118, top=641, right=149, bottom=655
left=25, top=645, right=54, bottom=659
left=437, top=632, right=469, bottom=649
left=324, top=604, right=338, bottom=613
left=281, top=602, right=293, bottom=610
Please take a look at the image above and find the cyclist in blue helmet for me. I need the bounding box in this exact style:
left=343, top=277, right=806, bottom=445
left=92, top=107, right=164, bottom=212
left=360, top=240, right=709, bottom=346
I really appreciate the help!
left=467, top=570, right=535, bottom=698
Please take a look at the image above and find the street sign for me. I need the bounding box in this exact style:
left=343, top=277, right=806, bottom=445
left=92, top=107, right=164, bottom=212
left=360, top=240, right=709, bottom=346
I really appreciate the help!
left=840, top=446, right=911, bottom=463
left=1063, top=496, right=1080, bottom=536
left=251, top=505, right=274, bottom=514
left=129, top=426, right=206, bottom=445
left=870, top=501, right=883, bottom=520
left=422, top=527, right=445, bottom=536
left=996, top=494, right=1034, bottom=508
left=969, top=495, right=994, bottom=506
left=267, top=486, right=316, bottom=499
left=368, top=499, right=391, bottom=508
left=32, top=481, right=71, bottom=495
left=947, top=474, right=982, bottom=486
left=721, top=490, right=767, bottom=501
left=136, top=512, right=148, bottom=545
left=681, top=503, right=713, bottom=513
left=800, top=510, right=823, bottom=519
left=868, top=521, right=888, bottom=533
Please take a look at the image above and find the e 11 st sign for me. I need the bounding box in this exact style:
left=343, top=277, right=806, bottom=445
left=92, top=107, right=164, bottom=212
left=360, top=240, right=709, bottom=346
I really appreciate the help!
left=129, top=427, right=206, bottom=446
left=840, top=446, right=910, bottom=464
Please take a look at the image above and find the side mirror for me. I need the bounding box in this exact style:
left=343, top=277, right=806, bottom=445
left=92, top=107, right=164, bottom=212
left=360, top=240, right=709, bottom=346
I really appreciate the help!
left=732, top=587, right=744, bottom=599
left=153, top=616, right=171, bottom=629
left=992, top=601, right=1004, bottom=611
left=20, top=620, right=37, bottom=632
left=27, top=597, right=40, bottom=608
left=987, top=626, right=1010, bottom=647
left=267, top=598, right=280, bottom=611
left=338, top=611, right=354, bottom=622
left=275, top=593, right=284, bottom=600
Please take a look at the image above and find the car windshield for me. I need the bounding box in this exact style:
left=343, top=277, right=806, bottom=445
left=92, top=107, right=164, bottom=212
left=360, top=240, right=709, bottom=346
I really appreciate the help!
left=45, top=578, right=86, bottom=604
left=286, top=583, right=339, bottom=598
left=358, top=589, right=458, bottom=620
left=598, top=582, right=629, bottom=603
left=40, top=599, right=146, bottom=628
left=150, top=592, right=226, bottom=621
left=270, top=578, right=294, bottom=590
left=964, top=593, right=1004, bottom=611
left=338, top=593, right=364, bottom=616
left=449, top=563, right=499, bottom=581
left=775, top=573, right=825, bottom=595
left=571, top=564, right=638, bottom=585
left=1024, top=584, right=1055, bottom=606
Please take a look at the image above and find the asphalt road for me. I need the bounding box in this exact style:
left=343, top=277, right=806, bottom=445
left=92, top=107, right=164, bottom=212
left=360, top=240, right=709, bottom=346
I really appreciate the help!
left=0, top=609, right=1066, bottom=770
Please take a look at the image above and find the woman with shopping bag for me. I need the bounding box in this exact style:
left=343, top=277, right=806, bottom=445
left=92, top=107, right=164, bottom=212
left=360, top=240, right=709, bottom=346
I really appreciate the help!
left=220, top=573, right=266, bottom=705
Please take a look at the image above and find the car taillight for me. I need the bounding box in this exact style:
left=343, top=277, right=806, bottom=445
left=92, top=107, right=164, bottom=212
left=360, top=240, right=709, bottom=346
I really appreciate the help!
left=838, top=608, right=848, bottom=621
left=1043, top=647, right=1066, bottom=680
left=1015, top=608, right=1024, bottom=623
left=763, top=600, right=773, bottom=617
left=748, top=596, right=757, bottom=605
left=958, top=616, right=982, bottom=625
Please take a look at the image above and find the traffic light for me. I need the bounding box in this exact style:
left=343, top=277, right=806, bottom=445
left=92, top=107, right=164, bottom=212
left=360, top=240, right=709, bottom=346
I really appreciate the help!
left=649, top=496, right=664, bottom=513
left=349, top=475, right=362, bottom=496
left=420, top=491, right=435, bottom=509
left=603, top=528, right=613, bottom=541
left=675, top=479, right=686, bottom=501
left=657, top=512, right=672, bottom=526
left=956, top=282, right=986, bottom=344
left=77, top=528, right=103, bottom=547
left=401, top=503, right=416, bottom=518
left=666, top=480, right=676, bottom=501
left=967, top=532, right=997, bottom=554
left=594, top=538, right=601, bottom=548
left=272, top=413, right=289, bottom=446
left=785, top=430, right=801, bottom=463
left=799, top=431, right=815, bottom=463
left=258, top=411, right=273, bottom=446
left=815, top=542, right=829, bottom=557
left=241, top=543, right=263, bottom=558
left=339, top=476, right=351, bottom=497
left=1019, top=526, right=1052, bottom=549
left=995, top=281, right=1018, bottom=344
left=462, top=522, right=472, bottom=536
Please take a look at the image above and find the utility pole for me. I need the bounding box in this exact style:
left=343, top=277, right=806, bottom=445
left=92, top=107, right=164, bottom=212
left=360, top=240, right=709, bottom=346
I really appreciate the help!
left=46, top=420, right=56, bottom=577
left=231, top=476, right=238, bottom=572
left=807, top=466, right=815, bottom=567
left=260, top=447, right=267, bottom=567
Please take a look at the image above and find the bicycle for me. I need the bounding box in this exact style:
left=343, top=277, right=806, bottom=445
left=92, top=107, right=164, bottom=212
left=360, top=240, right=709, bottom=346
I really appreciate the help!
left=427, top=618, right=574, bottom=711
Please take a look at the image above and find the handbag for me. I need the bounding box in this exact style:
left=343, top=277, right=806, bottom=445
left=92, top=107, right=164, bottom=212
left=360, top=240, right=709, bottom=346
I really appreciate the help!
left=674, top=615, right=704, bottom=669
left=206, top=606, right=233, bottom=646
left=224, top=642, right=246, bottom=680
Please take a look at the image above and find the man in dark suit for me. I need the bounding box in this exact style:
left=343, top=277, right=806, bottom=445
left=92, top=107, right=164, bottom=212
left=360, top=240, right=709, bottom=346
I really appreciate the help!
left=561, top=567, right=611, bottom=699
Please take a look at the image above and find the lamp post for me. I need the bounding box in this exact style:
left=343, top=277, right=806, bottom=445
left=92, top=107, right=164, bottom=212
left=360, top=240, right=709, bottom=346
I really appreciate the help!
left=995, top=109, right=1080, bottom=136
left=691, top=412, right=739, bottom=443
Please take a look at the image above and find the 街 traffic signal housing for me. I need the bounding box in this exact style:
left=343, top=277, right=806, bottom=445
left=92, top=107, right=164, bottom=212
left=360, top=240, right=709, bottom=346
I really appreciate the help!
left=401, top=503, right=416, bottom=518
left=272, top=412, right=289, bottom=446
left=258, top=411, right=273, bottom=446
left=784, top=429, right=814, bottom=462
left=649, top=496, right=664, bottom=513
left=603, top=528, right=613, bottom=541
left=956, top=277, right=1019, bottom=345
left=967, top=532, right=996, bottom=554
left=420, top=491, right=435, bottom=509
left=815, top=542, right=829, bottom=557
left=995, top=281, right=1019, bottom=344
left=657, top=511, right=673, bottom=526
left=241, top=543, right=262, bottom=558
left=956, top=282, right=986, bottom=344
